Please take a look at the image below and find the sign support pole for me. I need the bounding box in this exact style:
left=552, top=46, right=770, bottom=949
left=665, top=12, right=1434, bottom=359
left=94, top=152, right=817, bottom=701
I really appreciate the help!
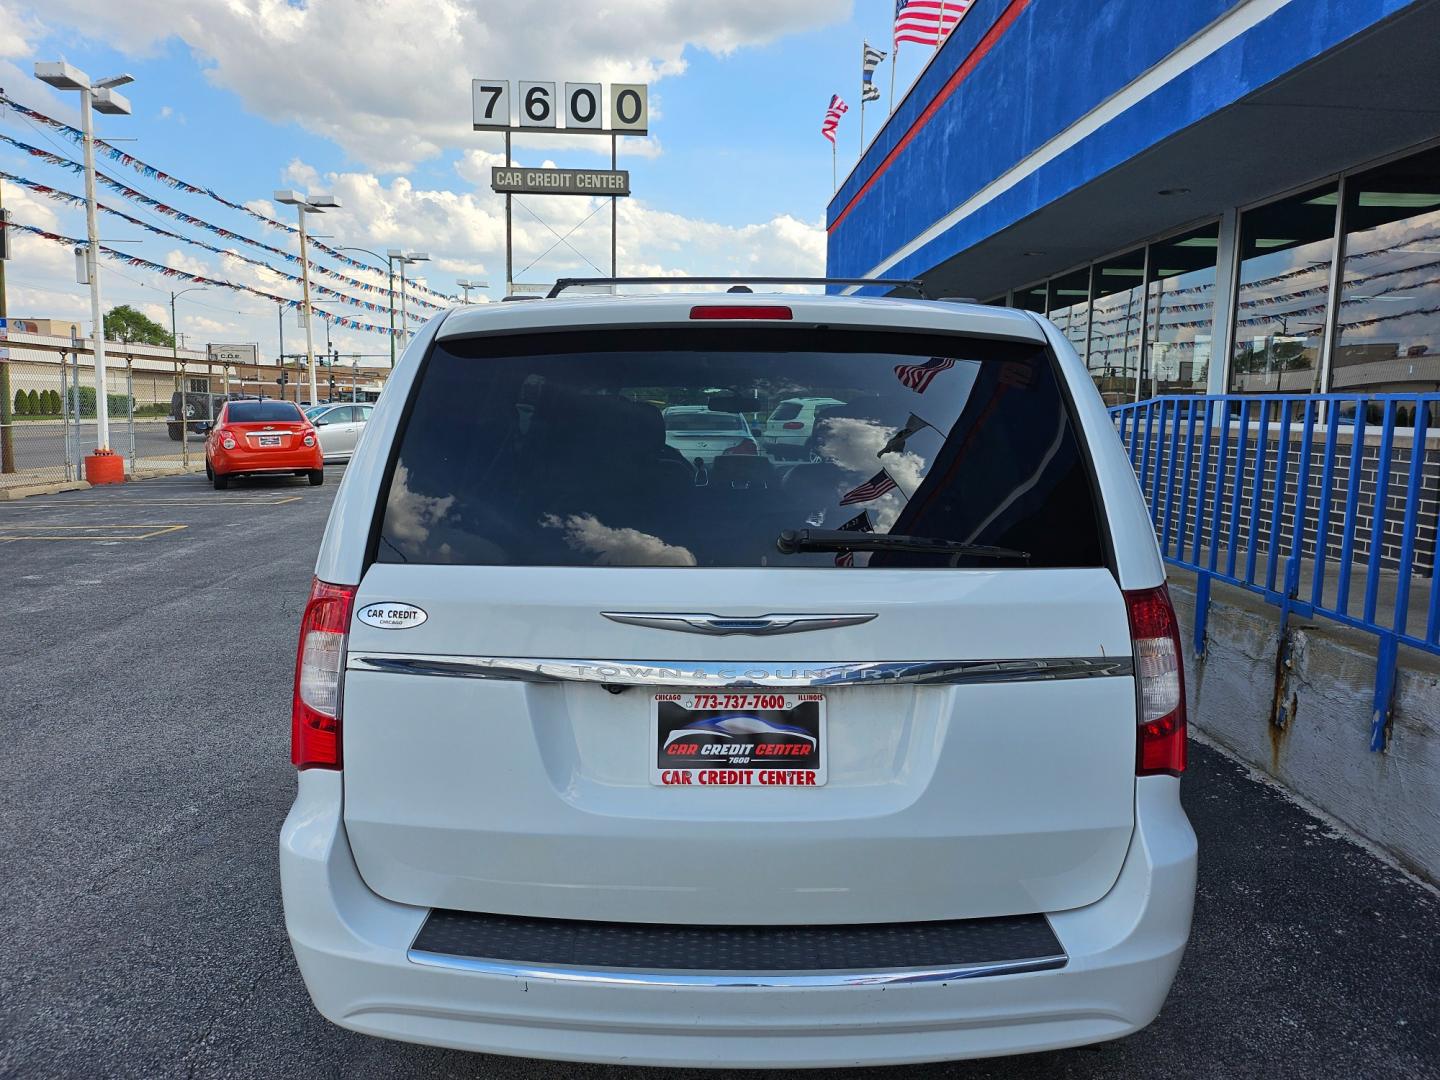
left=610, top=132, right=618, bottom=276
left=504, top=129, right=513, bottom=296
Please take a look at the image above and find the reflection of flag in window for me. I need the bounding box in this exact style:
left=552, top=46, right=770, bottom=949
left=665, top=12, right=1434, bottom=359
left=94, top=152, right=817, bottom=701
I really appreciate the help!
left=894, top=356, right=955, bottom=393
left=834, top=511, right=873, bottom=567
left=839, top=470, right=898, bottom=506
left=878, top=412, right=934, bottom=457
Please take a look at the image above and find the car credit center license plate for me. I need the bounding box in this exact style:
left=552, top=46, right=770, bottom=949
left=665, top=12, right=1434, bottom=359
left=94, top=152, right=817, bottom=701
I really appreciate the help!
left=258, top=435, right=281, bottom=446
left=653, top=692, right=826, bottom=787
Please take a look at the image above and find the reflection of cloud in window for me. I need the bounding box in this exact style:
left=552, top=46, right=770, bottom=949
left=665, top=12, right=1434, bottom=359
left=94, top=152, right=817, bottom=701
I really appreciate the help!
left=816, top=417, right=927, bottom=533
left=541, top=513, right=697, bottom=566
left=819, top=417, right=927, bottom=491
left=386, top=463, right=455, bottom=556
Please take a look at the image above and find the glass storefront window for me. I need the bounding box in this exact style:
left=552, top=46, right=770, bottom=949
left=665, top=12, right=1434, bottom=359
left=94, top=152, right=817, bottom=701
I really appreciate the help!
left=1332, top=145, right=1440, bottom=394
left=1145, top=222, right=1219, bottom=396
left=1087, top=247, right=1146, bottom=405
left=1047, top=268, right=1091, bottom=360
left=1229, top=183, right=1338, bottom=393
left=1013, top=282, right=1047, bottom=313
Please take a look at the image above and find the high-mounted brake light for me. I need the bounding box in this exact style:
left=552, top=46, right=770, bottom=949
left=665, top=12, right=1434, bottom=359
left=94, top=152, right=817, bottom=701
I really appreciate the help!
left=292, top=578, right=356, bottom=770
left=689, top=305, right=792, bottom=320
left=1125, top=585, right=1186, bottom=777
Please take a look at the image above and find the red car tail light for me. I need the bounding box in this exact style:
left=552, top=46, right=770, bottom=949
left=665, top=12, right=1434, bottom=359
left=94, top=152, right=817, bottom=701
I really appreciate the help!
left=689, top=305, right=792, bottom=320
left=303, top=434, right=316, bottom=447
left=1125, top=585, right=1186, bottom=776
left=782, top=421, right=805, bottom=430
left=292, top=578, right=356, bottom=770
left=722, top=439, right=759, bottom=456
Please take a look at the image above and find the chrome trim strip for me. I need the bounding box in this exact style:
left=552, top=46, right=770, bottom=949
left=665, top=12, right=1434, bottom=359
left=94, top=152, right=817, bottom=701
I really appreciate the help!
left=406, top=949, right=1068, bottom=987
left=347, top=654, right=1133, bottom=687
left=602, top=612, right=878, bottom=636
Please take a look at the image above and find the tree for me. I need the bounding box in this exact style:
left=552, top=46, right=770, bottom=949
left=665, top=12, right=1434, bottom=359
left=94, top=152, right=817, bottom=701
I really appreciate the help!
left=104, top=305, right=174, bottom=347
left=14, top=388, right=27, bottom=415
left=26, top=389, right=40, bottom=415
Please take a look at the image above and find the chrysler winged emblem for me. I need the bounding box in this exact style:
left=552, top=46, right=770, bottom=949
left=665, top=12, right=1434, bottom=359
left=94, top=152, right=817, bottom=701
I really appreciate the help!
left=601, top=612, right=877, bottom=636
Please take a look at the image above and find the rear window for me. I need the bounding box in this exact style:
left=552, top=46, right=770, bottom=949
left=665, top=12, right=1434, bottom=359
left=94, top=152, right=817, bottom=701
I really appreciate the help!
left=228, top=401, right=303, bottom=422
left=769, top=402, right=802, bottom=421
left=375, top=328, right=1105, bottom=569
left=665, top=411, right=747, bottom=433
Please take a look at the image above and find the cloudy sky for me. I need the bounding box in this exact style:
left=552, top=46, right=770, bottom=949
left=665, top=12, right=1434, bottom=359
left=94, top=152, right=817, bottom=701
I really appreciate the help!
left=0, top=0, right=955, bottom=363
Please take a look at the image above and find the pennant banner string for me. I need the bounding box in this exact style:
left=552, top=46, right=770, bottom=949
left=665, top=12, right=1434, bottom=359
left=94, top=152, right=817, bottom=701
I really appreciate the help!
left=6, top=218, right=402, bottom=338
left=0, top=134, right=447, bottom=311
left=0, top=97, right=456, bottom=304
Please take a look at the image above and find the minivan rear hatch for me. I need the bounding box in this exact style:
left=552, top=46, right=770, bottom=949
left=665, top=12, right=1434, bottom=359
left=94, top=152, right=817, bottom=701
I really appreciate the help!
left=341, top=322, right=1137, bottom=924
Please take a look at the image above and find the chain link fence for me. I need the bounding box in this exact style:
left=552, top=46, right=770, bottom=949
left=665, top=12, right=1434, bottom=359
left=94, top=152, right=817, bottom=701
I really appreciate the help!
left=0, top=351, right=220, bottom=492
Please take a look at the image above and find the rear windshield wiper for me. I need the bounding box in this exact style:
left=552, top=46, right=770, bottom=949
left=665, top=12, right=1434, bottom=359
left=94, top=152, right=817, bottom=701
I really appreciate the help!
left=776, top=528, right=1030, bottom=562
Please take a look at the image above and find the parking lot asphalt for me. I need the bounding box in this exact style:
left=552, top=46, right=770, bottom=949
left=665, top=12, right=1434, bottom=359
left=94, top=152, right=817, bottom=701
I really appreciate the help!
left=0, top=471, right=1436, bottom=1080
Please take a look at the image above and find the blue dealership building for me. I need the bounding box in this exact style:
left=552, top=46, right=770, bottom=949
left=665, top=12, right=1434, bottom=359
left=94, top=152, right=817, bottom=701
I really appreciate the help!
left=827, top=0, right=1440, bottom=404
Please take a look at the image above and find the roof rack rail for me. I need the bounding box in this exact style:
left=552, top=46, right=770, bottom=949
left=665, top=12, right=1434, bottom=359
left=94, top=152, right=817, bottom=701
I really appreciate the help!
left=546, top=276, right=930, bottom=300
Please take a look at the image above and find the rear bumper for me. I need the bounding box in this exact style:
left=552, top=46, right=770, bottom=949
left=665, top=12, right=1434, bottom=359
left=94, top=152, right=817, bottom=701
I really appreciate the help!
left=211, top=446, right=322, bottom=474
left=279, top=772, right=1196, bottom=1067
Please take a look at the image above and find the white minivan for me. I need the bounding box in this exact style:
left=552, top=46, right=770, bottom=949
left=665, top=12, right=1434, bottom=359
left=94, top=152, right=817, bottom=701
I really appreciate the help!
left=280, top=283, right=1196, bottom=1068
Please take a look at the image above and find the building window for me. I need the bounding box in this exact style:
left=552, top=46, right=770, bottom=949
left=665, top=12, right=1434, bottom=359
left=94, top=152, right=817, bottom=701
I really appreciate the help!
left=1229, top=183, right=1338, bottom=393
left=1088, top=247, right=1146, bottom=405
left=187, top=377, right=209, bottom=394
left=1047, top=268, right=1091, bottom=361
left=1332, top=145, right=1440, bottom=394
left=1145, top=222, right=1219, bottom=396
left=1012, top=282, right=1047, bottom=313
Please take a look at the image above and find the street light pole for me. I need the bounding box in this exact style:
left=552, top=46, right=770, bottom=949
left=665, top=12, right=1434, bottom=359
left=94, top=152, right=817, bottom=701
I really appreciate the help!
left=36, top=62, right=134, bottom=452
left=334, top=245, right=399, bottom=368
left=388, top=250, right=428, bottom=353
left=275, top=190, right=339, bottom=405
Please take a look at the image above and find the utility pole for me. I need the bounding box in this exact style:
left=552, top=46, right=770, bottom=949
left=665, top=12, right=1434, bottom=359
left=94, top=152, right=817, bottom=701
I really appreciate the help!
left=0, top=175, right=13, bottom=474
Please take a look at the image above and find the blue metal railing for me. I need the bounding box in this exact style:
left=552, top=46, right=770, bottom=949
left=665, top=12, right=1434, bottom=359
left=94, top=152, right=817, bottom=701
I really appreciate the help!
left=1110, top=393, right=1440, bottom=751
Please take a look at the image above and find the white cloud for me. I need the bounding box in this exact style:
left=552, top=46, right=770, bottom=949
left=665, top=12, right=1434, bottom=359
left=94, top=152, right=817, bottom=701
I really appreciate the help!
left=33, top=0, right=849, bottom=172
left=541, top=513, right=696, bottom=566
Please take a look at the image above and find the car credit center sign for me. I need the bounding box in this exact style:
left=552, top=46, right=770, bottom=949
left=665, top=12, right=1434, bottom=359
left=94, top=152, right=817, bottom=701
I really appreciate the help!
left=490, top=167, right=630, bottom=196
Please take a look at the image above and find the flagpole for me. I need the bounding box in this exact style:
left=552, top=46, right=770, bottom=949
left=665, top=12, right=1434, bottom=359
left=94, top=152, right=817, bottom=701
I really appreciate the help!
left=858, top=41, right=866, bottom=150
left=832, top=140, right=837, bottom=191
left=889, top=42, right=897, bottom=112
left=937, top=0, right=946, bottom=50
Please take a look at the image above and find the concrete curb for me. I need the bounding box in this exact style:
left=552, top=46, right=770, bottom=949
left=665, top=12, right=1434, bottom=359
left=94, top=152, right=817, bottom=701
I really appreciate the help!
left=0, top=479, right=91, bottom=501
left=0, top=463, right=205, bottom=501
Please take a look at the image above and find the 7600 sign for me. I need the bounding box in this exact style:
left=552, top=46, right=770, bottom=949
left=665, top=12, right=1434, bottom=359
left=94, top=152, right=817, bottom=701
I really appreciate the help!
left=471, top=79, right=647, bottom=135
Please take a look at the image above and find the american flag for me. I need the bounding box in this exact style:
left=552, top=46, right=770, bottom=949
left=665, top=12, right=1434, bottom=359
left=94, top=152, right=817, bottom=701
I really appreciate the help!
left=893, top=0, right=971, bottom=48
left=839, top=470, right=899, bottom=506
left=833, top=510, right=874, bottom=567
left=894, top=356, right=956, bottom=393
left=821, top=94, right=848, bottom=144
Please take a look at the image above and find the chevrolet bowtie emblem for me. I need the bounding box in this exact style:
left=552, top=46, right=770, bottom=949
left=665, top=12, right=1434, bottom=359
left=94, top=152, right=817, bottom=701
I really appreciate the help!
left=600, top=612, right=877, bottom=636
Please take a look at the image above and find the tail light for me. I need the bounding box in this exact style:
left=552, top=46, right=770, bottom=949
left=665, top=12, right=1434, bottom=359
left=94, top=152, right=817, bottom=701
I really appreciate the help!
left=292, top=578, right=356, bottom=770
left=1124, top=585, right=1186, bottom=777
left=303, top=434, right=316, bottom=447
left=219, top=428, right=237, bottom=449
left=722, top=439, right=758, bottom=456
left=782, top=421, right=805, bottom=430
left=689, top=305, right=792, bottom=320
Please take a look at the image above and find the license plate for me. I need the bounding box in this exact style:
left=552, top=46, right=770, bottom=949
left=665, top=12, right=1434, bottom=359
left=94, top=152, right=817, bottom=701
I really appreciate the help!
left=257, top=435, right=281, bottom=447
left=652, top=692, right=826, bottom=787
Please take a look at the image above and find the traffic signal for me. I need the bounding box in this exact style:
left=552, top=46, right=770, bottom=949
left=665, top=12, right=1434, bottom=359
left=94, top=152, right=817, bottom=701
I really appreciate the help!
left=277, top=371, right=289, bottom=387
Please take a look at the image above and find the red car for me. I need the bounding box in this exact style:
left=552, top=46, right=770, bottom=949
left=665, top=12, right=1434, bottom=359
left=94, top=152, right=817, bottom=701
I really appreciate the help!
left=205, top=399, right=324, bottom=489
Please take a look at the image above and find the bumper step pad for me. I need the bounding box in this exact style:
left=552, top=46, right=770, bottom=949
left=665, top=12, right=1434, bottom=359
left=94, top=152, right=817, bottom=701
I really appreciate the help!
left=410, top=908, right=1066, bottom=982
